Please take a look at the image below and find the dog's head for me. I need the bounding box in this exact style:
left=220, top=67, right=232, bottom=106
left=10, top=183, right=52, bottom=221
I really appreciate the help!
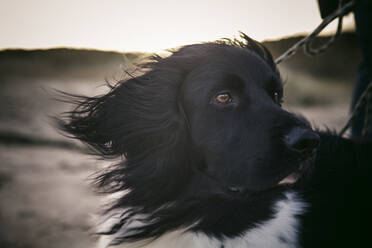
left=59, top=34, right=319, bottom=243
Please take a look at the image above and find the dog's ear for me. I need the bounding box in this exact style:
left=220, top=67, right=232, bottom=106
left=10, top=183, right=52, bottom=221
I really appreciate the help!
left=58, top=67, right=194, bottom=202
left=219, top=32, right=278, bottom=75
left=59, top=73, right=187, bottom=156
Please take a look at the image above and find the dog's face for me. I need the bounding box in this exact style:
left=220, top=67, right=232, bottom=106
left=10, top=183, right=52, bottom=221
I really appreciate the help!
left=181, top=45, right=318, bottom=195
left=60, top=35, right=319, bottom=243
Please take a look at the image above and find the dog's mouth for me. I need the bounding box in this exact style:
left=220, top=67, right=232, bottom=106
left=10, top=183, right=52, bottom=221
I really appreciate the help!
left=224, top=151, right=317, bottom=196
left=227, top=161, right=313, bottom=197
left=278, top=172, right=301, bottom=185
left=277, top=154, right=315, bottom=186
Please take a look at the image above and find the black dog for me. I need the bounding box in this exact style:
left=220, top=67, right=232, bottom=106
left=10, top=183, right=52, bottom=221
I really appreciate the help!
left=59, top=34, right=372, bottom=248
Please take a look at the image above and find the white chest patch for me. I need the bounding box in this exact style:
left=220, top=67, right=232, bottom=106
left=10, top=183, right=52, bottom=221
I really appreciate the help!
left=97, top=191, right=307, bottom=248
left=222, top=191, right=307, bottom=248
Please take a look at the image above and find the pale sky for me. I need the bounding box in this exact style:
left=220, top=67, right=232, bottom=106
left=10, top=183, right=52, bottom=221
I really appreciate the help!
left=0, top=0, right=354, bottom=52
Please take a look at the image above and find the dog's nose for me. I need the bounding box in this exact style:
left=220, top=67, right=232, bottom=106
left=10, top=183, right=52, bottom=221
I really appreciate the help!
left=285, top=128, right=320, bottom=156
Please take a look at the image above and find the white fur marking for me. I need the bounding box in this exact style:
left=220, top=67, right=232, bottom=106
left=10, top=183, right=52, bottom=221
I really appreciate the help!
left=97, top=191, right=307, bottom=248
left=222, top=191, right=307, bottom=248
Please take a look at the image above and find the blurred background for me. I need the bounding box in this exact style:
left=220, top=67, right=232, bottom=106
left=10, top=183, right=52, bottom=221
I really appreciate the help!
left=0, top=1, right=359, bottom=247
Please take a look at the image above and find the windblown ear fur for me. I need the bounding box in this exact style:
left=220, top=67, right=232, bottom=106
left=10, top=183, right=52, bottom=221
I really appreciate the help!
left=58, top=58, right=197, bottom=202
left=59, top=73, right=186, bottom=158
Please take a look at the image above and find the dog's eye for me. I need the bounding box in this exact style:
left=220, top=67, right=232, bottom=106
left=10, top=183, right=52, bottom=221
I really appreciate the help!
left=215, top=93, right=232, bottom=104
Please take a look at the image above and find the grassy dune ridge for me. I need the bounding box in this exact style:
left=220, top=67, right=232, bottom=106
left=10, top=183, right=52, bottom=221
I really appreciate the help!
left=265, top=32, right=360, bottom=83
left=0, top=48, right=146, bottom=80
left=0, top=32, right=359, bottom=84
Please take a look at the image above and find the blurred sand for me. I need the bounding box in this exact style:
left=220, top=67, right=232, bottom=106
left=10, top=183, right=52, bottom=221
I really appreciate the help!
left=0, top=146, right=102, bottom=248
left=0, top=79, right=107, bottom=248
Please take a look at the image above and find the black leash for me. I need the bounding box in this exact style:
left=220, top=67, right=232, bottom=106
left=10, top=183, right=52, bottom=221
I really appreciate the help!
left=275, top=0, right=356, bottom=64
left=273, top=0, right=372, bottom=138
